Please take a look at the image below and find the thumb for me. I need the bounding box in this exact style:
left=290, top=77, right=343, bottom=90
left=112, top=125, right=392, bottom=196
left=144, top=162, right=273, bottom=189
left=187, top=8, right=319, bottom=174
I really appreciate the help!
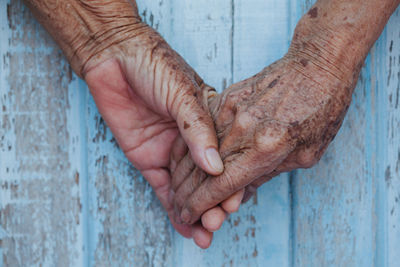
left=172, top=83, right=223, bottom=176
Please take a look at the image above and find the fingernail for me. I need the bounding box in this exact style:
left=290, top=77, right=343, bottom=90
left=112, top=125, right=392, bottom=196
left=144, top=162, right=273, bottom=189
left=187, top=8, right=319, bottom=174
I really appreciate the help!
left=181, top=208, right=191, bottom=224
left=205, top=148, right=224, bottom=174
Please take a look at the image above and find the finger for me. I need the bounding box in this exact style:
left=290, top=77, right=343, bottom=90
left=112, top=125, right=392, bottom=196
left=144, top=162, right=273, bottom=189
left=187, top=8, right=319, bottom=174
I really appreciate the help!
left=172, top=88, right=224, bottom=176
left=173, top=166, right=207, bottom=222
left=174, top=152, right=254, bottom=225
left=220, top=189, right=245, bottom=214
left=141, top=168, right=192, bottom=238
left=171, top=152, right=196, bottom=192
left=242, top=148, right=308, bottom=203
left=191, top=222, right=213, bottom=249
left=170, top=135, right=188, bottom=174
left=173, top=165, right=207, bottom=216
left=242, top=156, right=295, bottom=203
left=201, top=206, right=226, bottom=232
left=179, top=144, right=291, bottom=224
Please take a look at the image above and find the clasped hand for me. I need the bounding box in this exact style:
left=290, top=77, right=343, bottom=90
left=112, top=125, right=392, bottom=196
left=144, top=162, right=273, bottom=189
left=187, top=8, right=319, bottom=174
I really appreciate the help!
left=169, top=41, right=360, bottom=242
left=84, top=9, right=358, bottom=249
left=27, top=0, right=395, bottom=250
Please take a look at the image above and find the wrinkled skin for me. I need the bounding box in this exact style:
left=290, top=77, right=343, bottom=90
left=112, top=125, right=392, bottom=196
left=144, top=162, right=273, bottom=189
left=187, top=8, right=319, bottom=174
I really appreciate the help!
left=84, top=26, right=223, bottom=249
left=171, top=52, right=359, bottom=225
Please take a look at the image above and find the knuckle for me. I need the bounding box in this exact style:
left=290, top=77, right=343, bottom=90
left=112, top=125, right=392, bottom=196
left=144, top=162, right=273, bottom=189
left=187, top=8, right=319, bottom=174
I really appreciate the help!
left=224, top=87, right=252, bottom=108
left=225, top=90, right=240, bottom=105
left=223, top=90, right=243, bottom=111
left=190, top=168, right=206, bottom=190
left=248, top=105, right=265, bottom=120
left=254, top=124, right=289, bottom=154
left=235, top=112, right=254, bottom=130
left=213, top=168, right=240, bottom=194
left=297, top=149, right=318, bottom=169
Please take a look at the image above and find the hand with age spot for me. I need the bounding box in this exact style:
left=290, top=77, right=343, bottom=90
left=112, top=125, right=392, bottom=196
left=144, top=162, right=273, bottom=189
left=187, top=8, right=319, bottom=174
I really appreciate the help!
left=171, top=0, right=400, bottom=235
left=24, top=0, right=226, bottom=248
left=171, top=55, right=354, bottom=229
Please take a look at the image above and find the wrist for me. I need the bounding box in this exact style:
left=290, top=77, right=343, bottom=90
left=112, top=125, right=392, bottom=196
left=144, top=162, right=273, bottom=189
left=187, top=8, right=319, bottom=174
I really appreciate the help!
left=78, top=21, right=152, bottom=78
left=287, top=17, right=362, bottom=87
left=25, top=0, right=146, bottom=77
left=64, top=1, right=146, bottom=77
left=287, top=0, right=399, bottom=92
left=283, top=17, right=364, bottom=105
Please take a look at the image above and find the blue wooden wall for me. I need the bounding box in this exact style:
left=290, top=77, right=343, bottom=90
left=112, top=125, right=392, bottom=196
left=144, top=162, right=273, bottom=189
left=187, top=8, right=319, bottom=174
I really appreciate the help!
left=0, top=0, right=399, bottom=266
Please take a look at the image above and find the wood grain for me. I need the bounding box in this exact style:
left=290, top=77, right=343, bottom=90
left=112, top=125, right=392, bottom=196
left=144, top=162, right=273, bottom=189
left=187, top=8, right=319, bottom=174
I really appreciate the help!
left=229, top=1, right=292, bottom=266
left=0, top=1, right=84, bottom=266
left=293, top=1, right=400, bottom=267
left=167, top=1, right=234, bottom=265
left=0, top=0, right=399, bottom=266
left=383, top=8, right=400, bottom=267
left=171, top=1, right=292, bottom=266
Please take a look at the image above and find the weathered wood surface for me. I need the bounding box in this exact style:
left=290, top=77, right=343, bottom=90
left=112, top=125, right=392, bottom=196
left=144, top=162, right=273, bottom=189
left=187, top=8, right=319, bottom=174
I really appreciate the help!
left=0, top=0, right=399, bottom=266
left=292, top=2, right=400, bottom=267
left=0, top=1, right=84, bottom=266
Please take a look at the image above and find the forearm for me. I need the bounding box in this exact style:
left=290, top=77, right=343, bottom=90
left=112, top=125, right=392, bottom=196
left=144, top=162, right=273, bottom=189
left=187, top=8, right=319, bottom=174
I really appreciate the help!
left=23, top=0, right=146, bottom=77
left=288, top=0, right=399, bottom=88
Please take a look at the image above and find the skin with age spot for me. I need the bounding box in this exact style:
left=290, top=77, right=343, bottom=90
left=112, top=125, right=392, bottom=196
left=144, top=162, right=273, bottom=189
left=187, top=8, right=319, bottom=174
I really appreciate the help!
left=171, top=0, right=400, bottom=227
left=308, top=7, right=319, bottom=19
left=300, top=59, right=309, bottom=67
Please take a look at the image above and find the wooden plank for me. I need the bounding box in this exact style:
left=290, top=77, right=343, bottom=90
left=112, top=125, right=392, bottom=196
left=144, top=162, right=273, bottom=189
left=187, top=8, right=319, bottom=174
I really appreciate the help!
left=231, top=1, right=292, bottom=266
left=233, top=0, right=292, bottom=81
left=292, top=2, right=400, bottom=267
left=292, top=1, right=375, bottom=266
left=170, top=0, right=292, bottom=266
left=1, top=1, right=398, bottom=266
left=168, top=0, right=233, bottom=93
left=85, top=1, right=175, bottom=266
left=292, top=68, right=375, bottom=266
left=382, top=8, right=400, bottom=267
left=174, top=1, right=292, bottom=265
left=371, top=17, right=389, bottom=267
left=167, top=1, right=234, bottom=266
left=0, top=0, right=84, bottom=266
left=138, top=0, right=173, bottom=44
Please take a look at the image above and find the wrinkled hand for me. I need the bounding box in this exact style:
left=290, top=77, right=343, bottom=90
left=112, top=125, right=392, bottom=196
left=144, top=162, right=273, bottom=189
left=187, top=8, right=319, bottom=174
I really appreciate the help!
left=84, top=22, right=224, bottom=248
left=25, top=0, right=225, bottom=248
left=171, top=48, right=361, bottom=226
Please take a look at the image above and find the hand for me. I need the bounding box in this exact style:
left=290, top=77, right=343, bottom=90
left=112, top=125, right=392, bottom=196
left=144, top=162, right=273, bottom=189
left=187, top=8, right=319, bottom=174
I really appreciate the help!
left=25, top=0, right=225, bottom=248
left=84, top=27, right=224, bottom=248
left=76, top=6, right=226, bottom=249
left=171, top=47, right=360, bottom=226
left=169, top=0, right=399, bottom=238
